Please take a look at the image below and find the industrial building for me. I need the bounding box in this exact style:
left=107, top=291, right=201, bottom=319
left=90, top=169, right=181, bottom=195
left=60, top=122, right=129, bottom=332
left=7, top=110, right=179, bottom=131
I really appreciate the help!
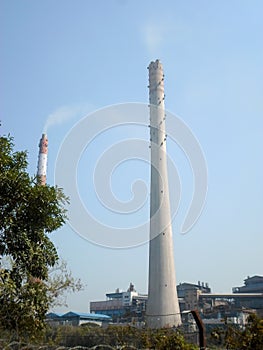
left=90, top=283, right=147, bottom=322
left=233, top=275, right=263, bottom=294
left=90, top=276, right=263, bottom=325
left=46, top=311, right=111, bottom=326
left=177, top=281, right=211, bottom=299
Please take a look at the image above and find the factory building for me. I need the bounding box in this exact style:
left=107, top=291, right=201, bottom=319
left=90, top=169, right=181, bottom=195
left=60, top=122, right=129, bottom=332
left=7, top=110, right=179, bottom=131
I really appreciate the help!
left=233, top=275, right=263, bottom=294
left=177, top=281, right=211, bottom=299
left=46, top=311, right=111, bottom=327
left=90, top=281, right=209, bottom=322
left=90, top=283, right=147, bottom=322
left=90, top=276, right=263, bottom=324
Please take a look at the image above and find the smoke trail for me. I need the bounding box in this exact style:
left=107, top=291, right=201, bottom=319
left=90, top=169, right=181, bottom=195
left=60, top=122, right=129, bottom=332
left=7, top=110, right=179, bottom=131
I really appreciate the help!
left=43, top=104, right=94, bottom=133
left=142, top=23, right=163, bottom=57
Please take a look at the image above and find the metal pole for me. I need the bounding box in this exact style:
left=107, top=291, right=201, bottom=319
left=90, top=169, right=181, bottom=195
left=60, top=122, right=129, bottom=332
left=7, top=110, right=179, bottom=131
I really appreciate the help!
left=191, top=309, right=206, bottom=350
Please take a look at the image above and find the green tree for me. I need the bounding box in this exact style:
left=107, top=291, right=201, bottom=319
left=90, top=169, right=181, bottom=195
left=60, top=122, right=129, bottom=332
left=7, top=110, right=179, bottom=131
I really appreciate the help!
left=225, top=314, right=263, bottom=350
left=0, top=134, right=68, bottom=340
left=210, top=314, right=263, bottom=350
left=244, top=314, right=263, bottom=349
left=141, top=328, right=198, bottom=350
left=47, top=324, right=198, bottom=349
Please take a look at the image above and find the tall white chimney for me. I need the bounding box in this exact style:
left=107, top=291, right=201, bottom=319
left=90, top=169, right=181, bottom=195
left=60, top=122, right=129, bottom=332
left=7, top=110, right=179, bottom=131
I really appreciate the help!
left=146, top=59, right=181, bottom=328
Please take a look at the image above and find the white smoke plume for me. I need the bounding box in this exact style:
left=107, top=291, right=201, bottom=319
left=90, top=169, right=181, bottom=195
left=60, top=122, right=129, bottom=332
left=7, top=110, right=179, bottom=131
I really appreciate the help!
left=141, top=19, right=190, bottom=58
left=43, top=103, right=94, bottom=133
left=142, top=22, right=164, bottom=57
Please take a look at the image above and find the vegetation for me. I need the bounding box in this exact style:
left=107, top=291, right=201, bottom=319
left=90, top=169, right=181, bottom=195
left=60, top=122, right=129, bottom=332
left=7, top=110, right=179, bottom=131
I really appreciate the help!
left=44, top=324, right=198, bottom=349
left=1, top=316, right=263, bottom=349
left=209, top=314, right=263, bottom=349
left=0, top=134, right=81, bottom=341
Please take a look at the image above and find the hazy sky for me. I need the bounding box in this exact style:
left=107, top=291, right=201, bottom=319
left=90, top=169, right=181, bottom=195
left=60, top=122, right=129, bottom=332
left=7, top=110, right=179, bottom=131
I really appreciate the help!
left=1, top=0, right=262, bottom=313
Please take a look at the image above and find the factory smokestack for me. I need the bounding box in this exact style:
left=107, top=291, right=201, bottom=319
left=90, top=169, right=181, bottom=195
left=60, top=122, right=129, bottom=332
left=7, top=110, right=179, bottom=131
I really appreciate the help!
left=146, top=59, right=181, bottom=328
left=37, top=134, right=48, bottom=185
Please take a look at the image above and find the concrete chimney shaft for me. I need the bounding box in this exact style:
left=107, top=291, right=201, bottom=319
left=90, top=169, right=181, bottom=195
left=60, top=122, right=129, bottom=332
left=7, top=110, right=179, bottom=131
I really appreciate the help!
left=146, top=60, right=181, bottom=328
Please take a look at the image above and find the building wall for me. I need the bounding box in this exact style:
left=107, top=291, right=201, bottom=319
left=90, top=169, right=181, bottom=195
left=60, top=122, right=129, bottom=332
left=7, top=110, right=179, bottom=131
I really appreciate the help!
left=233, top=276, right=263, bottom=293
left=90, top=290, right=145, bottom=320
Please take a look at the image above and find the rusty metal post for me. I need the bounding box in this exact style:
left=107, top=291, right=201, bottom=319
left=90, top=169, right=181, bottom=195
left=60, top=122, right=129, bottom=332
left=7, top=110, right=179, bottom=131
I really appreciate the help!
left=191, top=309, right=206, bottom=350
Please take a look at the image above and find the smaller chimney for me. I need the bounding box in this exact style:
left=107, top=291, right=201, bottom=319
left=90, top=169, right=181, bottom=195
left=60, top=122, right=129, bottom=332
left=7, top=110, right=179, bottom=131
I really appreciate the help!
left=37, top=134, right=48, bottom=185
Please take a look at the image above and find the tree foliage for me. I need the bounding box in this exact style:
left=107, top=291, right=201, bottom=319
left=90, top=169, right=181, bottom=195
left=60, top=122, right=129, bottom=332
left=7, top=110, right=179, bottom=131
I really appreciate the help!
left=46, top=324, right=198, bottom=349
left=0, top=134, right=68, bottom=340
left=47, top=259, right=83, bottom=308
left=210, top=314, right=263, bottom=350
left=225, top=314, right=263, bottom=350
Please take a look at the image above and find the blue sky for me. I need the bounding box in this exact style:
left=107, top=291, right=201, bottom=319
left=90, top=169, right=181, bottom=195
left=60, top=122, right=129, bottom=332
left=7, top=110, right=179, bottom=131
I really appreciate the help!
left=1, top=0, right=262, bottom=312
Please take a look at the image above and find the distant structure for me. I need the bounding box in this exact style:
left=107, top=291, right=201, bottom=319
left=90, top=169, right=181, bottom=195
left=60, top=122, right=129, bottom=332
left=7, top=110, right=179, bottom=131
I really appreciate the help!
left=90, top=283, right=147, bottom=321
left=177, top=282, right=211, bottom=313
left=146, top=59, right=181, bottom=328
left=37, top=133, right=48, bottom=185
left=177, top=281, right=211, bottom=299
left=47, top=311, right=111, bottom=327
left=233, top=276, right=263, bottom=294
left=89, top=276, right=263, bottom=327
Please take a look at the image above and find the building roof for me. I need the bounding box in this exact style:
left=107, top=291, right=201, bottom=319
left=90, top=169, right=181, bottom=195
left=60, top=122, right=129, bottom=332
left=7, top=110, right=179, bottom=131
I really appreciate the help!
left=244, top=276, right=263, bottom=284
left=47, top=311, right=111, bottom=321
left=62, top=311, right=111, bottom=320
left=106, top=292, right=123, bottom=299
left=177, top=283, right=200, bottom=290
left=46, top=312, right=63, bottom=318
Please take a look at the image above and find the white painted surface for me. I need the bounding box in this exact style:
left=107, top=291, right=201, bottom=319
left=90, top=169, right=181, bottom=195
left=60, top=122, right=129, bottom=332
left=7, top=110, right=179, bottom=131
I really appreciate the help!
left=146, top=60, right=181, bottom=328
left=37, top=153, right=47, bottom=176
